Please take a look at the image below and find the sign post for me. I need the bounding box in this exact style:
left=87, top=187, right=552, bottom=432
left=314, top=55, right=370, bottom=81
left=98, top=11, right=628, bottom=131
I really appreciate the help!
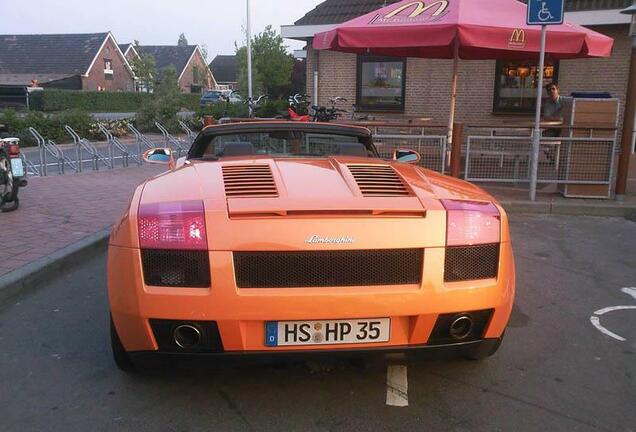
left=527, top=0, right=564, bottom=201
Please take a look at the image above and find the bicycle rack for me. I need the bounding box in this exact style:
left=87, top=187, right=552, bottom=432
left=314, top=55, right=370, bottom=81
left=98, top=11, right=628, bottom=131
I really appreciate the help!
left=28, top=127, right=78, bottom=175
left=20, top=153, right=40, bottom=177
left=178, top=120, right=196, bottom=146
left=127, top=124, right=157, bottom=162
left=97, top=123, right=139, bottom=167
left=155, top=121, right=186, bottom=158
left=65, top=125, right=112, bottom=172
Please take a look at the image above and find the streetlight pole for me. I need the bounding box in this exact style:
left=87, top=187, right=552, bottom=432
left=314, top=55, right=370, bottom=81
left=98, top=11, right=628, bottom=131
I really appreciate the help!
left=246, top=0, right=253, bottom=100
left=615, top=2, right=636, bottom=200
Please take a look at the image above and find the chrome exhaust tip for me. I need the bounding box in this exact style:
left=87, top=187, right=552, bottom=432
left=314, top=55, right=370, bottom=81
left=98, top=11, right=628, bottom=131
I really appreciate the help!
left=173, top=324, right=202, bottom=349
left=449, top=315, right=474, bottom=340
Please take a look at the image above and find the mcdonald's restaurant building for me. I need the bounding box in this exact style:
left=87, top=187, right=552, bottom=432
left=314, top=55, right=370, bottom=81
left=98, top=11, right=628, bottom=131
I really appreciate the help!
left=282, top=0, right=635, bottom=188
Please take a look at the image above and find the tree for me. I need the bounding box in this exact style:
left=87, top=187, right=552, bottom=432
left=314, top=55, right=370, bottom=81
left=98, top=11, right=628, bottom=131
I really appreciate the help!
left=130, top=40, right=156, bottom=92
left=200, top=44, right=209, bottom=62
left=236, top=25, right=294, bottom=98
left=136, top=65, right=183, bottom=132
left=178, top=33, right=189, bottom=47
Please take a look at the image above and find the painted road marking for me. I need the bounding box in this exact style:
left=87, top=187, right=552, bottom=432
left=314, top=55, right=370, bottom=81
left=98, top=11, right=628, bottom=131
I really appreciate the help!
left=622, top=287, right=636, bottom=301
left=386, top=365, right=408, bottom=407
left=590, top=288, right=636, bottom=342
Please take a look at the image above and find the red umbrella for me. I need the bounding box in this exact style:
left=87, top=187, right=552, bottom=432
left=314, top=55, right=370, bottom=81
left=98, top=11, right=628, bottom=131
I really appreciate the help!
left=314, top=0, right=614, bottom=136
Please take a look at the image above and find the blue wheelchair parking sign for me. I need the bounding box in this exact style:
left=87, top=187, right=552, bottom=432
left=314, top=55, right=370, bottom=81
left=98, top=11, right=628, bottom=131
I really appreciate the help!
left=527, top=0, right=564, bottom=25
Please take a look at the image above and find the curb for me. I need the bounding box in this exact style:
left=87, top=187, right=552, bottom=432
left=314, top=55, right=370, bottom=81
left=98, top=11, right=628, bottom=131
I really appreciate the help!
left=501, top=200, right=636, bottom=218
left=0, top=228, right=111, bottom=307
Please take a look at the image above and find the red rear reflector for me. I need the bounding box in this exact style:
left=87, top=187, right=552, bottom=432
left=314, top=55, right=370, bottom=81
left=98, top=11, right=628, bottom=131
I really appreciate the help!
left=8, top=144, right=20, bottom=157
left=441, top=200, right=500, bottom=246
left=138, top=201, right=207, bottom=250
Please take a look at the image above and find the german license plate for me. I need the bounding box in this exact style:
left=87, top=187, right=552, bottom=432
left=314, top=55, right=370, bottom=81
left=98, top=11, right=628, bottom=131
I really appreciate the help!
left=265, top=318, right=390, bottom=347
left=10, top=158, right=24, bottom=178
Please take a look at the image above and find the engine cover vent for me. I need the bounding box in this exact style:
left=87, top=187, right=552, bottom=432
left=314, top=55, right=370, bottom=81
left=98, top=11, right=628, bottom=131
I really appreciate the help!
left=347, top=164, right=411, bottom=197
left=222, top=165, right=278, bottom=198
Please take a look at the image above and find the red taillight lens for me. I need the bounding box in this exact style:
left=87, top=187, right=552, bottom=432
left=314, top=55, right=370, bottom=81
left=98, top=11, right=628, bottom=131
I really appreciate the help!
left=442, top=200, right=500, bottom=246
left=8, top=144, right=20, bottom=157
left=138, top=201, right=207, bottom=250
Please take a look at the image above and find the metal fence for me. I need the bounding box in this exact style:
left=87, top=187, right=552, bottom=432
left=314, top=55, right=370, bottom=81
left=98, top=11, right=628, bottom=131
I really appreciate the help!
left=372, top=134, right=447, bottom=174
left=465, top=135, right=617, bottom=186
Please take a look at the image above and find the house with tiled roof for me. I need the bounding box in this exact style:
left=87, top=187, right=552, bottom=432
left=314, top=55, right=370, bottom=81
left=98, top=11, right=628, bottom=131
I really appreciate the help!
left=209, top=55, right=238, bottom=90
left=0, top=32, right=135, bottom=91
left=119, top=43, right=140, bottom=63
left=282, top=0, right=632, bottom=123
left=131, top=45, right=217, bottom=93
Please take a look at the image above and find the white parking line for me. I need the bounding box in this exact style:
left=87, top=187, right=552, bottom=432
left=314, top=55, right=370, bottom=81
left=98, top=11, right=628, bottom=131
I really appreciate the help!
left=386, top=365, right=408, bottom=407
left=590, top=287, right=636, bottom=342
left=622, top=287, right=636, bottom=300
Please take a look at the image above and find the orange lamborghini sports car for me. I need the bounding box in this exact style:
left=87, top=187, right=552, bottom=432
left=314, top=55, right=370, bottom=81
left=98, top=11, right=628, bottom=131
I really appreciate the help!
left=108, top=121, right=515, bottom=372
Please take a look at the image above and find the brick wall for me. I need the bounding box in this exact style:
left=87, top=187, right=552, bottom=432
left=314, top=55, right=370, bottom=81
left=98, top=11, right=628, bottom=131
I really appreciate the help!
left=82, top=37, right=135, bottom=92
left=308, top=24, right=631, bottom=131
left=179, top=49, right=217, bottom=93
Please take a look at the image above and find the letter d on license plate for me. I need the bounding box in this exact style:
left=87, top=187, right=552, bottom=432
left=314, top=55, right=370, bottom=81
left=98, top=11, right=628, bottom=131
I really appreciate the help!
left=265, top=318, right=390, bottom=347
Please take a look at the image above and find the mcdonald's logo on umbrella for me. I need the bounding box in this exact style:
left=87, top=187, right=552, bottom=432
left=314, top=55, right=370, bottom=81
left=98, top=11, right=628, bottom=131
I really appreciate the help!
left=508, top=28, right=526, bottom=48
left=371, top=1, right=449, bottom=24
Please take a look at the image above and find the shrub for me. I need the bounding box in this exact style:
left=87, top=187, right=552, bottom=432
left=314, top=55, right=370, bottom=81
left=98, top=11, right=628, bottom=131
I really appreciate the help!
left=29, top=89, right=200, bottom=113
left=0, top=108, right=129, bottom=146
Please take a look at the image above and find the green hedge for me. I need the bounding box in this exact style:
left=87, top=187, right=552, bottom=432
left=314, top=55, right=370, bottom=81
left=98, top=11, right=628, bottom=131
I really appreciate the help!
left=0, top=108, right=128, bottom=146
left=30, top=89, right=201, bottom=113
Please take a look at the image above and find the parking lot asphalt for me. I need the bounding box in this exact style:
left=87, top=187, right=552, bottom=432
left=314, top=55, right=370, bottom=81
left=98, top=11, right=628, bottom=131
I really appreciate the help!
left=0, top=214, right=634, bottom=432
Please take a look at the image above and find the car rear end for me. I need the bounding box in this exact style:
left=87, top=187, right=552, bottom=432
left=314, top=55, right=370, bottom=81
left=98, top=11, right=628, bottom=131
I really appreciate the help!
left=108, top=156, right=514, bottom=364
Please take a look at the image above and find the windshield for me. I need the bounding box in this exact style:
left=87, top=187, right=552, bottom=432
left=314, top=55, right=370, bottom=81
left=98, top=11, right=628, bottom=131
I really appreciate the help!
left=194, top=131, right=377, bottom=159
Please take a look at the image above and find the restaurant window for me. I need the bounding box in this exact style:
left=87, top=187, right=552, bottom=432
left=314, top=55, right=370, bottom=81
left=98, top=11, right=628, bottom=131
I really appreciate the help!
left=493, top=59, right=559, bottom=113
left=357, top=56, right=406, bottom=111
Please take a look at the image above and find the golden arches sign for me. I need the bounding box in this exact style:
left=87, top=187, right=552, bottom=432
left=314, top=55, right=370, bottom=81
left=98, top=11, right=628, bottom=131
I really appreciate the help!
left=384, top=1, right=449, bottom=19
left=510, top=29, right=526, bottom=44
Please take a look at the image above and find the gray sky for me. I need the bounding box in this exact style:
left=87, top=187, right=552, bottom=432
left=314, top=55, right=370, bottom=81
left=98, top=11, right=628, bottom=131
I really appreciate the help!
left=0, top=0, right=323, bottom=61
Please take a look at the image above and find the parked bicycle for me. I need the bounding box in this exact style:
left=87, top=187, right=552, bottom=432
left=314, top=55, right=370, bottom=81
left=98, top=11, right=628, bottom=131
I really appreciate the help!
left=311, top=96, right=349, bottom=122
left=220, top=90, right=241, bottom=118
left=287, top=94, right=311, bottom=122
left=246, top=95, right=268, bottom=118
left=0, top=132, right=28, bottom=212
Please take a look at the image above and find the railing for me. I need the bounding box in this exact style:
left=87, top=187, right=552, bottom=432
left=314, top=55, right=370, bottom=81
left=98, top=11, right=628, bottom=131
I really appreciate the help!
left=20, top=153, right=39, bottom=177
left=127, top=124, right=156, bottom=161
left=373, top=134, right=447, bottom=174
left=465, top=135, right=617, bottom=188
left=65, top=125, right=112, bottom=171
left=97, top=123, right=139, bottom=167
left=155, top=122, right=187, bottom=158
left=178, top=120, right=197, bottom=146
left=28, top=127, right=78, bottom=175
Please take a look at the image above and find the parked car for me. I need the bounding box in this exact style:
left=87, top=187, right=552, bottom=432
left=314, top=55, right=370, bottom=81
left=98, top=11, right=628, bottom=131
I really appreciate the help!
left=199, top=90, right=224, bottom=107
left=108, top=121, right=515, bottom=372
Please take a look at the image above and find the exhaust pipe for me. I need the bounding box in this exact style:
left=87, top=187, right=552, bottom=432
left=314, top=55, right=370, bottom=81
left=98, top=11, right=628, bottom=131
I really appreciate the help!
left=173, top=324, right=202, bottom=349
left=449, top=314, right=474, bottom=340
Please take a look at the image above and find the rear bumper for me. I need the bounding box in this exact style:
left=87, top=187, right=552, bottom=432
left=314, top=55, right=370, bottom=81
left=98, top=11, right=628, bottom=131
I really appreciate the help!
left=129, top=338, right=502, bottom=363
left=108, top=242, right=515, bottom=353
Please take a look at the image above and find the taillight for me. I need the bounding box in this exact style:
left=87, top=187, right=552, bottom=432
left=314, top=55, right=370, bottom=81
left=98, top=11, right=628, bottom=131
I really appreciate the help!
left=138, top=200, right=207, bottom=250
left=8, top=144, right=20, bottom=157
left=441, top=200, right=500, bottom=246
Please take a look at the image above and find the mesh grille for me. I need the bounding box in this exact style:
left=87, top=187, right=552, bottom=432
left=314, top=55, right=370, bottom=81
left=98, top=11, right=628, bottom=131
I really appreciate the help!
left=234, top=249, right=423, bottom=288
left=444, top=244, right=499, bottom=282
left=347, top=164, right=411, bottom=197
left=222, top=165, right=278, bottom=198
left=141, top=249, right=210, bottom=287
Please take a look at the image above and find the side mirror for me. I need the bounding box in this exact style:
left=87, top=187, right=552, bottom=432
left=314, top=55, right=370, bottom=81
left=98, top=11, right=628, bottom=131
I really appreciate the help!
left=143, top=148, right=175, bottom=167
left=393, top=149, right=421, bottom=164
